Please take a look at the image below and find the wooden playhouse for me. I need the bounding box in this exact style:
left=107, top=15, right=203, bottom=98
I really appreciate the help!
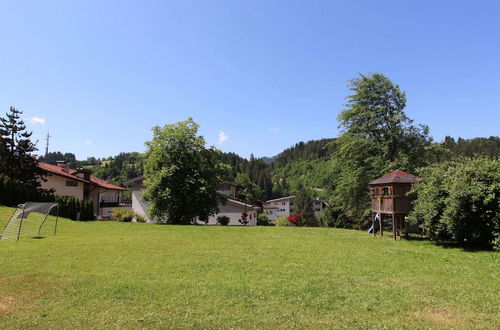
left=369, top=170, right=418, bottom=240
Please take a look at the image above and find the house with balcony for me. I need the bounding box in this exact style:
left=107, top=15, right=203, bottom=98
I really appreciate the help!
left=264, top=196, right=327, bottom=220
left=37, top=161, right=126, bottom=217
left=124, top=176, right=259, bottom=225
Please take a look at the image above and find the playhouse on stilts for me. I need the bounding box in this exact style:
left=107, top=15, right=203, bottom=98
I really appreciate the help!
left=369, top=170, right=418, bottom=240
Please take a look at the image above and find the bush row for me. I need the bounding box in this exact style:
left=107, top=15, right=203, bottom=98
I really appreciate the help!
left=111, top=208, right=145, bottom=222
left=0, top=174, right=54, bottom=206
left=55, top=196, right=95, bottom=221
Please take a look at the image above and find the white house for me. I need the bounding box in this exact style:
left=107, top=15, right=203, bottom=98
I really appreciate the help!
left=124, top=177, right=259, bottom=225
left=263, top=205, right=279, bottom=221
left=264, top=196, right=327, bottom=220
left=37, top=161, right=126, bottom=216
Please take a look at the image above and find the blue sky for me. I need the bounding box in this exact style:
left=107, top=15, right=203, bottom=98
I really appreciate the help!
left=1, top=1, right=499, bottom=159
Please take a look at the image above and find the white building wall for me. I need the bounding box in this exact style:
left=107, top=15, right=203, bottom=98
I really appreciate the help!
left=266, top=197, right=326, bottom=218
left=131, top=189, right=155, bottom=223
left=39, top=174, right=84, bottom=200
left=264, top=209, right=278, bottom=221
left=271, top=198, right=294, bottom=218
left=203, top=204, right=258, bottom=225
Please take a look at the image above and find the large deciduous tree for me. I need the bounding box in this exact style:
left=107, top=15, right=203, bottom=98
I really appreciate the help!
left=332, top=73, right=432, bottom=226
left=142, top=118, right=230, bottom=224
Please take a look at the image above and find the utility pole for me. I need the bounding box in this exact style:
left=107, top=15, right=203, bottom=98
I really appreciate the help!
left=45, top=131, right=50, bottom=158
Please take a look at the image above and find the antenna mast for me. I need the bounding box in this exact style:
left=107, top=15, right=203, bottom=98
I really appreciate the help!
left=45, top=131, right=50, bottom=158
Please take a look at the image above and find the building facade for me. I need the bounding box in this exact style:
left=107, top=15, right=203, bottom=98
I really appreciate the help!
left=38, top=161, right=126, bottom=216
left=264, top=196, right=327, bottom=220
left=125, top=177, right=259, bottom=225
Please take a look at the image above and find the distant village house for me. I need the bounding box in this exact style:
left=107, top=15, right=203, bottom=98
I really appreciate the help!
left=37, top=161, right=126, bottom=216
left=125, top=177, right=260, bottom=225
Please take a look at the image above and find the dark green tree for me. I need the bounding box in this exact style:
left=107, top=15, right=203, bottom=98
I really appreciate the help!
left=234, top=173, right=262, bottom=205
left=332, top=73, right=432, bottom=225
left=0, top=107, right=45, bottom=197
left=294, top=184, right=318, bottom=227
left=408, top=157, right=500, bottom=249
left=142, top=118, right=230, bottom=224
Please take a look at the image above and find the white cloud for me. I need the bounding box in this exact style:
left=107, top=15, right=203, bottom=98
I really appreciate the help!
left=217, top=131, right=229, bottom=144
left=270, top=127, right=280, bottom=133
left=84, top=140, right=92, bottom=145
left=30, top=117, right=46, bottom=125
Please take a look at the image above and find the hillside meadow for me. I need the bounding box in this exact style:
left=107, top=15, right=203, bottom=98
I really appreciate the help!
left=0, top=206, right=498, bottom=329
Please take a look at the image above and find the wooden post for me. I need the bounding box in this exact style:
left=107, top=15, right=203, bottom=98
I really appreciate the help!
left=372, top=212, right=375, bottom=237
left=380, top=214, right=383, bottom=236
left=396, top=214, right=400, bottom=237
left=392, top=214, right=396, bottom=241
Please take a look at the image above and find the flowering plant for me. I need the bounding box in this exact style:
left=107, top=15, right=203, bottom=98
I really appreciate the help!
left=239, top=211, right=249, bottom=225
left=287, top=213, right=302, bottom=226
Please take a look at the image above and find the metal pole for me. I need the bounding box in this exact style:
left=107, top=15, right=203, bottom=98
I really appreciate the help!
left=37, top=212, right=50, bottom=235
left=17, top=204, right=26, bottom=242
left=1, top=206, right=18, bottom=236
left=54, top=204, right=59, bottom=236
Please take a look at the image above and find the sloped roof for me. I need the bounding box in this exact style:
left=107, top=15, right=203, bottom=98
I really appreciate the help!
left=369, top=170, right=417, bottom=185
left=123, top=176, right=144, bottom=186
left=226, top=198, right=260, bottom=211
left=38, top=162, right=125, bottom=191
left=266, top=196, right=296, bottom=203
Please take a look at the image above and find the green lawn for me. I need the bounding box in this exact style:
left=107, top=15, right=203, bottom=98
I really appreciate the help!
left=0, top=206, right=498, bottom=329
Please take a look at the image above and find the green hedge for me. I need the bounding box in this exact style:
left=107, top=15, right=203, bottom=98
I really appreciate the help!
left=54, top=196, right=95, bottom=221
left=0, top=174, right=94, bottom=221
left=0, top=174, right=54, bottom=206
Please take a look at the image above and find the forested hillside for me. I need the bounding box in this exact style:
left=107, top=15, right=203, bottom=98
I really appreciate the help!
left=41, top=135, right=500, bottom=203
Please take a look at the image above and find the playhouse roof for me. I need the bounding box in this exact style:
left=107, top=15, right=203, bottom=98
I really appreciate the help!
left=369, top=170, right=417, bottom=185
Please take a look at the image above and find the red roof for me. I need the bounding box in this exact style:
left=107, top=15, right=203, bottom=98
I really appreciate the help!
left=38, top=162, right=125, bottom=191
left=369, top=170, right=417, bottom=185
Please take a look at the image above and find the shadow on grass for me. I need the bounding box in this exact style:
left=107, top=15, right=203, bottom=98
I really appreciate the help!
left=31, top=236, right=46, bottom=240
left=403, top=234, right=493, bottom=252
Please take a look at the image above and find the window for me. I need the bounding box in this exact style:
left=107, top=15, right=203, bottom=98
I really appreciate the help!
left=383, top=187, right=389, bottom=196
left=65, top=181, right=78, bottom=187
left=282, top=202, right=285, bottom=205
left=315, top=201, right=320, bottom=206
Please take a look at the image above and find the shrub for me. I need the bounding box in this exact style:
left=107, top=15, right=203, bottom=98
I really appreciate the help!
left=257, top=213, right=270, bottom=226
left=409, top=156, right=500, bottom=249
left=112, top=208, right=135, bottom=222
left=54, top=196, right=94, bottom=221
left=287, top=213, right=302, bottom=226
left=317, top=206, right=352, bottom=228
left=217, top=215, right=230, bottom=226
left=239, top=212, right=249, bottom=225
left=276, top=216, right=290, bottom=227
left=135, top=214, right=146, bottom=223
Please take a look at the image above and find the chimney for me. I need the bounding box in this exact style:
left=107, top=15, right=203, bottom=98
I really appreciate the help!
left=56, top=161, right=68, bottom=171
left=75, top=168, right=92, bottom=181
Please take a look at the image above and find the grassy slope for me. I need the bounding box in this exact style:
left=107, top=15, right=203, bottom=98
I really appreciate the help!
left=0, top=206, right=498, bottom=329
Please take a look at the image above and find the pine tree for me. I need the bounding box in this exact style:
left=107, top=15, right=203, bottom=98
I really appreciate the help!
left=0, top=106, right=44, bottom=185
left=294, top=183, right=318, bottom=227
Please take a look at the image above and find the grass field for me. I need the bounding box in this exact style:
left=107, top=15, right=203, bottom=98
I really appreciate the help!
left=0, top=206, right=498, bottom=329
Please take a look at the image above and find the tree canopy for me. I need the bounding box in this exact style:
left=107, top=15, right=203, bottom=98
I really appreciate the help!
left=332, top=73, right=432, bottom=225
left=0, top=106, right=44, bottom=186
left=141, top=118, right=230, bottom=224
